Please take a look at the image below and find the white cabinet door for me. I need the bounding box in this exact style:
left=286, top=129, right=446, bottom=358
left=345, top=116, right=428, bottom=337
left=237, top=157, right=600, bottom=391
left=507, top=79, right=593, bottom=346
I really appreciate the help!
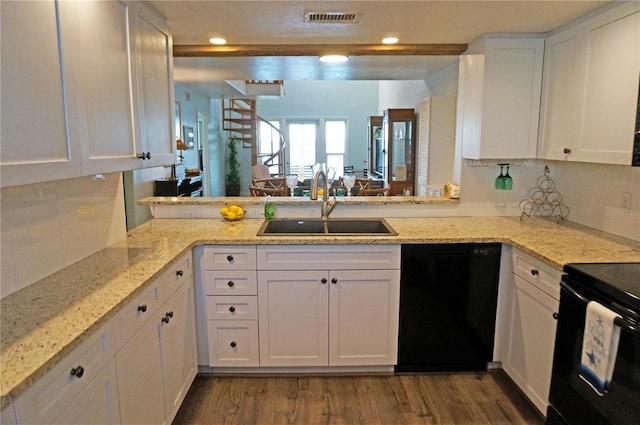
left=577, top=9, right=639, bottom=164
left=537, top=29, right=584, bottom=161
left=128, top=1, right=176, bottom=168
left=161, top=278, right=198, bottom=422
left=329, top=270, right=400, bottom=366
left=461, top=37, right=544, bottom=159
left=52, top=360, right=120, bottom=425
left=538, top=4, right=640, bottom=164
left=258, top=270, right=329, bottom=366
left=0, top=0, right=82, bottom=188
left=502, top=274, right=559, bottom=415
left=116, top=311, right=167, bottom=425
left=58, top=0, right=140, bottom=175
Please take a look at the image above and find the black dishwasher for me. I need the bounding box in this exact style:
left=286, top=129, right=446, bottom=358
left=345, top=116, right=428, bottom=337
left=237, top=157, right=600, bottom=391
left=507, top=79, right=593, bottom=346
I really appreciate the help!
left=396, top=243, right=501, bottom=372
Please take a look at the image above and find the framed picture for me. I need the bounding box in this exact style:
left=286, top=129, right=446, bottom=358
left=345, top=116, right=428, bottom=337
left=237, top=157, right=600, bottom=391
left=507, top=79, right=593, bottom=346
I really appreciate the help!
left=183, top=125, right=195, bottom=149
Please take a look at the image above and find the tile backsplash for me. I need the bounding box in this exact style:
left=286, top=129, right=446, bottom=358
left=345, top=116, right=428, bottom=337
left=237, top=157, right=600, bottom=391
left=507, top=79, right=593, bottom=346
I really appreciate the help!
left=1, top=173, right=126, bottom=298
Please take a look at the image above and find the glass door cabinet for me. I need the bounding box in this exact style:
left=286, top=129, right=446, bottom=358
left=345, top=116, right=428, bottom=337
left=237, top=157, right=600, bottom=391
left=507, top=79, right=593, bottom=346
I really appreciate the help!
left=368, top=116, right=383, bottom=179
left=383, top=109, right=415, bottom=195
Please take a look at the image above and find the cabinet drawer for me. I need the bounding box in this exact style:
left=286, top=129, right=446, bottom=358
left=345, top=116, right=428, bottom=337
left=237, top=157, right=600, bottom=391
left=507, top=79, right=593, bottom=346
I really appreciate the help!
left=207, top=296, right=258, bottom=320
left=208, top=320, right=259, bottom=367
left=15, top=323, right=114, bottom=424
left=113, top=279, right=161, bottom=349
left=166, top=251, right=193, bottom=289
left=204, top=270, right=257, bottom=295
left=512, top=249, right=562, bottom=300
left=257, top=245, right=401, bottom=270
left=202, top=246, right=256, bottom=270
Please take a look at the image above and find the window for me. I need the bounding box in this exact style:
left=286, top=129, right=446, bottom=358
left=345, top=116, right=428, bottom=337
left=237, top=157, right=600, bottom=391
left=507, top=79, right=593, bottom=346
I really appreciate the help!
left=325, top=120, right=347, bottom=177
left=258, top=120, right=282, bottom=175
left=287, top=121, right=317, bottom=179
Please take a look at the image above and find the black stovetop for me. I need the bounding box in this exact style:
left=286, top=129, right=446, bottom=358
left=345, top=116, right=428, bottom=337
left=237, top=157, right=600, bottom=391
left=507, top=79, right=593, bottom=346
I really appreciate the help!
left=563, top=263, right=640, bottom=311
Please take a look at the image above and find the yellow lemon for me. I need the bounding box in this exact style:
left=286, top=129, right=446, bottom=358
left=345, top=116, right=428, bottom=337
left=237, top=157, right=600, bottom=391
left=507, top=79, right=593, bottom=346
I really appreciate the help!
left=318, top=189, right=324, bottom=196
left=220, top=207, right=229, bottom=215
left=229, top=205, right=240, bottom=214
left=225, top=212, right=237, bottom=220
left=236, top=206, right=244, bottom=216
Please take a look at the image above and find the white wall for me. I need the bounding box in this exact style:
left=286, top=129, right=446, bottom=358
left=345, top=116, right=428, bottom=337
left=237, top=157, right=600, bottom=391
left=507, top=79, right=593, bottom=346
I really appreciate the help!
left=1, top=173, right=126, bottom=298
left=257, top=80, right=379, bottom=170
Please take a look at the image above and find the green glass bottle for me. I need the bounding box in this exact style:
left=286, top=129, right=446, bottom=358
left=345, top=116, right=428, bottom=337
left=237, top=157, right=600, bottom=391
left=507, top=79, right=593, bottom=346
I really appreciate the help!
left=264, top=196, right=275, bottom=219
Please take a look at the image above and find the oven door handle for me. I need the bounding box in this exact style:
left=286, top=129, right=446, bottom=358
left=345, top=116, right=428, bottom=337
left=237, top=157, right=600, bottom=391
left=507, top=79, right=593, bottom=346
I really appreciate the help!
left=560, top=280, right=640, bottom=337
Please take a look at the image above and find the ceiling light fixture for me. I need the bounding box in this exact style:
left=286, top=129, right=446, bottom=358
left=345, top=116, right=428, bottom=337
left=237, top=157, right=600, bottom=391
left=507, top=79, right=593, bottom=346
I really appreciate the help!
left=319, top=55, right=349, bottom=63
left=382, top=37, right=399, bottom=45
left=209, top=37, right=227, bottom=45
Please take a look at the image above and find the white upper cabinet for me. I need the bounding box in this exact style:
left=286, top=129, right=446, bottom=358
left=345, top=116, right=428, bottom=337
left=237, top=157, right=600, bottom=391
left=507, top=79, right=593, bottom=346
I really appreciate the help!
left=460, top=36, right=545, bottom=160
left=59, top=0, right=141, bottom=175
left=128, top=1, right=176, bottom=169
left=538, top=3, right=640, bottom=164
left=0, top=0, right=175, bottom=188
left=0, top=0, right=82, bottom=188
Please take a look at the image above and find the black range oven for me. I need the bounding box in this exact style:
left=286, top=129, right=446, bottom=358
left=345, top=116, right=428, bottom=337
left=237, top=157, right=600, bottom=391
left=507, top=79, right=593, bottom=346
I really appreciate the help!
left=547, top=263, right=640, bottom=425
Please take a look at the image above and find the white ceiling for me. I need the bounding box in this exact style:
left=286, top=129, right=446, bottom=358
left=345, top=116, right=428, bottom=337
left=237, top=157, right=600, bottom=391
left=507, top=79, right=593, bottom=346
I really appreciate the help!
left=149, top=0, right=611, bottom=97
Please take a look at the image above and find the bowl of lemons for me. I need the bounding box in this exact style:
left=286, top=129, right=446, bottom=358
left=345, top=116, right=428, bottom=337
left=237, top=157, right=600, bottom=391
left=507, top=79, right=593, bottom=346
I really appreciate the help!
left=220, top=204, right=245, bottom=221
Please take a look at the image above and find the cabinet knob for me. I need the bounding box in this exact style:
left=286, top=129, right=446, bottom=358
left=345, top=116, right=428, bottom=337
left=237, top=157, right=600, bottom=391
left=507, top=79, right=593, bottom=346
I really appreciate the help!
left=563, top=148, right=571, bottom=154
left=161, top=311, right=174, bottom=323
left=331, top=278, right=338, bottom=284
left=137, top=304, right=147, bottom=313
left=226, top=255, right=234, bottom=262
left=176, top=269, right=184, bottom=277
left=230, top=341, right=237, bottom=348
left=70, top=365, right=85, bottom=378
left=553, top=312, right=559, bottom=320
left=321, top=278, right=328, bottom=284
left=229, top=306, right=236, bottom=313
left=530, top=269, right=539, bottom=276
left=137, top=152, right=151, bottom=160
left=227, top=280, right=235, bottom=287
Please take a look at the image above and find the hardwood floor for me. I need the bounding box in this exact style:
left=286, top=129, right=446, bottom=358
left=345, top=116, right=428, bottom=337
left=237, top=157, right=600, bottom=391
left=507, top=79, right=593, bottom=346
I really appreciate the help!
left=173, top=372, right=544, bottom=425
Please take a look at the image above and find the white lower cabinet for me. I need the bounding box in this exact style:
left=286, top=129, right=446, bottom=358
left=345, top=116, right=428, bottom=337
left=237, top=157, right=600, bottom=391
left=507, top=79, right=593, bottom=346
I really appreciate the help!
left=53, top=360, right=120, bottom=425
left=257, top=245, right=401, bottom=367
left=14, top=323, right=117, bottom=424
left=501, top=248, right=561, bottom=416
left=116, top=275, right=197, bottom=425
left=13, top=251, right=196, bottom=425
left=198, top=246, right=260, bottom=367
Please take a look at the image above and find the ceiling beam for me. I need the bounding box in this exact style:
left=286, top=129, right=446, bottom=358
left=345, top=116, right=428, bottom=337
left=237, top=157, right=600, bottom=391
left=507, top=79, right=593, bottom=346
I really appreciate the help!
left=173, top=44, right=468, bottom=57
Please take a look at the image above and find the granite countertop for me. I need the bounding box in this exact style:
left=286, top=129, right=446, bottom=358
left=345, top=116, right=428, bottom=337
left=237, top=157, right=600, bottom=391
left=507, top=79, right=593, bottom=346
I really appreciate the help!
left=137, top=195, right=460, bottom=206
left=1, top=216, right=639, bottom=408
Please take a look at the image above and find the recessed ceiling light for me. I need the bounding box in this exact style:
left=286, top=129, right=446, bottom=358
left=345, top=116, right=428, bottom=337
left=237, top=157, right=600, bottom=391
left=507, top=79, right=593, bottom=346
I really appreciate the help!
left=382, top=37, right=399, bottom=45
left=209, top=37, right=227, bottom=45
left=319, top=55, right=349, bottom=63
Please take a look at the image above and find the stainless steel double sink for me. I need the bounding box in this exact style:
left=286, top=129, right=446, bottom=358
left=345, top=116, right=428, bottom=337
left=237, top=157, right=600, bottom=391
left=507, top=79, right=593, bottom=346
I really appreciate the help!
left=257, top=218, right=397, bottom=236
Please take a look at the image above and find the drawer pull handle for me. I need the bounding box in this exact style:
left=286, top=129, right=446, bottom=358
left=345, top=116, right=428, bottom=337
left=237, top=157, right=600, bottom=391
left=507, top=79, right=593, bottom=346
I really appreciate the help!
left=137, top=304, right=147, bottom=313
left=176, top=269, right=184, bottom=277
left=70, top=366, right=85, bottom=378
left=563, top=148, right=571, bottom=154
left=553, top=312, right=559, bottom=320
left=229, top=306, right=236, bottom=313
left=137, top=152, right=151, bottom=160
left=530, top=269, right=539, bottom=276
left=321, top=278, right=328, bottom=284
left=331, top=278, right=338, bottom=284
left=226, top=255, right=234, bottom=262
left=227, top=280, right=235, bottom=287
left=230, top=341, right=237, bottom=348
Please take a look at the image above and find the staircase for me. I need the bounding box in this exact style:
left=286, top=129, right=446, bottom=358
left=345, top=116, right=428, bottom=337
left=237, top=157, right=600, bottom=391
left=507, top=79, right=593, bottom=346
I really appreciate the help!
left=222, top=97, right=286, bottom=176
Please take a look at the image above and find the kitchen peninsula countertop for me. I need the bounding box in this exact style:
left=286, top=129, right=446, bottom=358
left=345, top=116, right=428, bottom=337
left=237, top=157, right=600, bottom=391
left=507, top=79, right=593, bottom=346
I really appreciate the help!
left=2, top=216, right=639, bottom=408
left=137, top=195, right=460, bottom=206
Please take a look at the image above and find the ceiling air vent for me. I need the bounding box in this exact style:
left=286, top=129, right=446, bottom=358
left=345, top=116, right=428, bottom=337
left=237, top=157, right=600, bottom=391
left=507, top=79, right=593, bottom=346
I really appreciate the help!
left=304, top=12, right=361, bottom=24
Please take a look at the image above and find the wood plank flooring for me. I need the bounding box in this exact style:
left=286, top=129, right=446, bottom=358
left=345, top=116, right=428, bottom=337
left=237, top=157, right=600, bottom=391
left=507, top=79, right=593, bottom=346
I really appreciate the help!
left=173, top=372, right=544, bottom=425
